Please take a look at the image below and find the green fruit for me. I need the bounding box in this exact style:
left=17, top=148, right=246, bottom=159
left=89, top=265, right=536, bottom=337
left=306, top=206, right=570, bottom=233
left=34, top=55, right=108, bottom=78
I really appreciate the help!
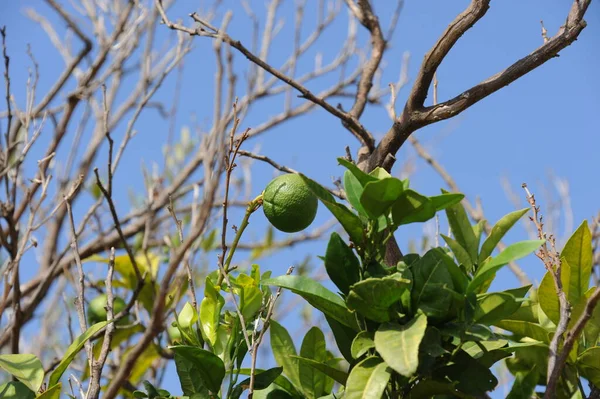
left=88, top=294, right=127, bottom=325
left=263, top=174, right=318, bottom=233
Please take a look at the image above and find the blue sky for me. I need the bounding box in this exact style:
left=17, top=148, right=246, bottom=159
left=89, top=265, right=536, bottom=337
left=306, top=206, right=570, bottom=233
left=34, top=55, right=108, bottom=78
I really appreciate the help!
left=1, top=0, right=599, bottom=397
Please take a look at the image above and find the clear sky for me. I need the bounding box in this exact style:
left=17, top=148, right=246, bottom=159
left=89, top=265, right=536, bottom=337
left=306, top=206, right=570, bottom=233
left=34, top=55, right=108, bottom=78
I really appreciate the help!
left=1, top=0, right=599, bottom=397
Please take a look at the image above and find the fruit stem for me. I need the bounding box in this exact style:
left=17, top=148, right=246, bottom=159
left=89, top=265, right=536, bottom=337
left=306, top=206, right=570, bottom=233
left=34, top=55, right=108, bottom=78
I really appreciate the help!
left=217, top=194, right=263, bottom=286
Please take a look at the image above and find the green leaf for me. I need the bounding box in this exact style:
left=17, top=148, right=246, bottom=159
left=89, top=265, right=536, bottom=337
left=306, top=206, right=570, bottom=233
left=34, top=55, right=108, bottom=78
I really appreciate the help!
left=231, top=367, right=284, bottom=399
left=325, top=316, right=356, bottom=363
left=236, top=369, right=302, bottom=398
left=479, top=208, right=529, bottom=264
left=411, top=249, right=454, bottom=321
left=391, top=190, right=435, bottom=226
left=474, top=287, right=530, bottom=325
left=300, top=175, right=364, bottom=245
left=469, top=240, right=544, bottom=293
left=0, top=354, right=44, bottom=393
left=345, top=357, right=392, bottom=399
left=299, top=327, right=327, bottom=399
left=430, top=193, right=465, bottom=211
left=494, top=320, right=549, bottom=343
left=346, top=274, right=410, bottom=322
left=173, top=353, right=210, bottom=396
left=0, top=381, right=35, bottom=399
left=199, top=277, right=224, bottom=346
left=337, top=158, right=377, bottom=186
left=291, top=356, right=348, bottom=385
left=562, top=220, right=593, bottom=304
left=408, top=380, right=469, bottom=399
left=263, top=276, right=358, bottom=330
left=444, top=192, right=479, bottom=264
left=369, top=168, right=391, bottom=180
left=270, top=321, right=301, bottom=389
left=343, top=170, right=368, bottom=217
left=127, top=344, right=160, bottom=384
left=360, top=178, right=405, bottom=219
left=351, top=331, right=375, bottom=359
left=441, top=234, right=474, bottom=272
left=234, top=273, right=262, bottom=320
left=36, top=383, right=61, bottom=399
left=178, top=302, right=198, bottom=329
left=434, top=350, right=498, bottom=396
left=49, top=321, right=107, bottom=386
left=538, top=259, right=571, bottom=325
left=325, top=233, right=361, bottom=295
left=506, top=367, right=538, bottom=399
left=170, top=345, right=225, bottom=393
left=577, top=347, right=600, bottom=387
left=374, top=313, right=428, bottom=377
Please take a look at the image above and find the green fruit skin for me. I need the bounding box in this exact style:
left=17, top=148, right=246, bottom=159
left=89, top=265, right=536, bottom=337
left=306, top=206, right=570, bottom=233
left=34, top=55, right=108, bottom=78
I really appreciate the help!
left=263, top=174, right=318, bottom=233
left=88, top=294, right=128, bottom=325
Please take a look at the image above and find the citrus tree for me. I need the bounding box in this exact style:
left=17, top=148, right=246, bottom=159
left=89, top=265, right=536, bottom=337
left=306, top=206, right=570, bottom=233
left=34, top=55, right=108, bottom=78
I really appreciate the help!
left=0, top=1, right=598, bottom=399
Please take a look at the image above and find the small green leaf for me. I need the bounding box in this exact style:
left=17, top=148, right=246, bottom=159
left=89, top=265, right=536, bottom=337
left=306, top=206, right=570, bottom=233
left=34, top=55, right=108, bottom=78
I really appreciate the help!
left=562, top=220, right=593, bottom=304
left=577, top=347, right=600, bottom=387
left=369, top=168, right=391, bottom=180
left=469, top=240, right=544, bottom=293
left=270, top=321, right=301, bottom=389
left=36, top=383, right=62, bottom=399
left=374, top=313, right=428, bottom=377
left=337, top=158, right=377, bottom=186
left=351, top=331, right=375, bottom=359
left=0, top=381, right=35, bottom=399
left=411, top=249, right=454, bottom=321
left=299, top=327, right=327, bottom=399
left=199, top=277, right=224, bottom=346
left=300, top=175, right=364, bottom=245
left=325, top=233, right=361, bottom=295
left=479, top=208, right=529, bottom=265
left=343, top=170, right=368, bottom=216
left=441, top=234, right=474, bottom=272
left=49, top=321, right=108, bottom=386
left=236, top=369, right=302, bottom=398
left=538, top=259, right=570, bottom=325
left=506, top=366, right=538, bottom=399
left=391, top=190, right=435, bottom=226
left=0, top=354, right=44, bottom=393
left=170, top=345, right=225, bottom=394
left=263, top=276, right=358, bottom=330
left=291, top=356, right=348, bottom=385
left=346, top=274, right=410, bottom=322
left=178, top=302, right=198, bottom=329
left=444, top=192, right=479, bottom=264
left=360, top=178, right=405, bottom=219
left=234, top=273, right=262, bottom=320
left=474, top=288, right=529, bottom=325
left=231, top=367, right=284, bottom=399
left=430, top=193, right=465, bottom=211
left=345, top=357, right=392, bottom=399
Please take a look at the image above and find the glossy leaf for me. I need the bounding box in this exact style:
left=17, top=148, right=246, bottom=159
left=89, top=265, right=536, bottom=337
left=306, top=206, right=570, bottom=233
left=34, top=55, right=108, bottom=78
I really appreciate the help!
left=49, top=321, right=107, bottom=386
left=494, top=320, right=549, bottom=343
left=325, top=316, right=356, bottom=363
left=441, top=234, right=474, bottom=272
left=577, top=347, right=600, bottom=387
left=270, top=321, right=301, bottom=389
left=325, top=233, right=361, bottom=295
left=538, top=259, right=571, bottom=325
left=469, top=240, right=544, bottom=293
left=391, top=190, right=435, bottom=226
left=299, top=327, right=327, bottom=399
left=562, top=220, right=593, bottom=304
left=338, top=158, right=377, bottom=186
left=506, top=367, right=538, bottom=399
left=170, top=345, right=225, bottom=393
left=411, top=249, right=454, bottom=321
left=199, top=277, right=225, bottom=346
left=345, top=357, right=392, bottom=399
left=36, top=383, right=61, bottom=399
left=430, top=193, right=465, bottom=211
left=0, top=354, right=44, bottom=393
left=346, top=274, right=410, bottom=322
left=343, top=170, right=368, bottom=216
left=173, top=351, right=210, bottom=396
left=444, top=192, right=479, bottom=264
left=291, top=356, right=348, bottom=385
left=479, top=208, right=530, bottom=265
left=235, top=273, right=262, bottom=320
left=474, top=286, right=530, bottom=325
left=231, top=367, right=284, bottom=399
left=263, top=276, right=358, bottom=329
left=351, top=331, right=375, bottom=359
left=0, top=381, right=35, bottom=399
left=300, top=174, right=364, bottom=245
left=178, top=302, right=198, bottom=329
left=374, top=313, right=427, bottom=377
left=369, top=167, right=392, bottom=180
left=360, top=178, right=405, bottom=219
